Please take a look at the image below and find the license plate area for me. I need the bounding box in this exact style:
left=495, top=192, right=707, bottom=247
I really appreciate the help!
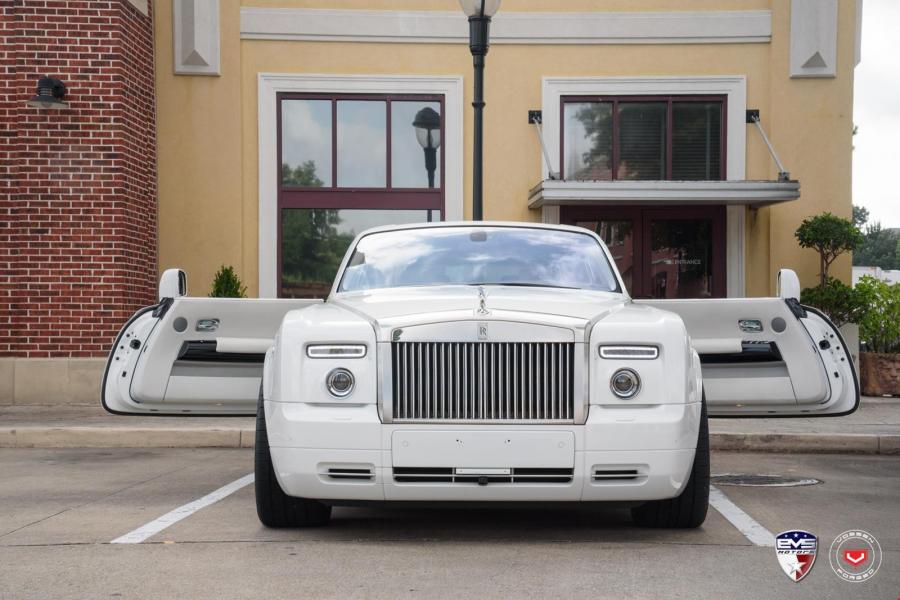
left=391, top=430, right=575, bottom=468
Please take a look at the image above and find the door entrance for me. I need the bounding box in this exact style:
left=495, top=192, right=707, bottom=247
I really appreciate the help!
left=562, top=206, right=726, bottom=298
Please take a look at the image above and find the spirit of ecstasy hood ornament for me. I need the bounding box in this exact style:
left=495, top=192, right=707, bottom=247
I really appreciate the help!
left=476, top=286, right=491, bottom=315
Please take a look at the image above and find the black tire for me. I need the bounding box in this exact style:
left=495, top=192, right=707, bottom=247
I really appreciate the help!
left=631, top=396, right=710, bottom=529
left=255, top=388, right=331, bottom=528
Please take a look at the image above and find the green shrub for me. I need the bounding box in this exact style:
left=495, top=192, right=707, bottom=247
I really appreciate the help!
left=795, top=212, right=864, bottom=288
left=855, top=276, right=900, bottom=353
left=209, top=265, right=247, bottom=298
left=799, top=278, right=867, bottom=328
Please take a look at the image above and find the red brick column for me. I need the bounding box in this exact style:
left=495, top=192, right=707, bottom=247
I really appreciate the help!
left=0, top=0, right=156, bottom=358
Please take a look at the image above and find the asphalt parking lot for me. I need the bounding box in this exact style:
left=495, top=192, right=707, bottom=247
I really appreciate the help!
left=1, top=449, right=897, bottom=599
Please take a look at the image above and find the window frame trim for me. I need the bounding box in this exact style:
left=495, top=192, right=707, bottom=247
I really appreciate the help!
left=258, top=73, right=464, bottom=298
left=539, top=75, right=747, bottom=297
left=559, top=94, right=727, bottom=182
left=276, top=92, right=446, bottom=299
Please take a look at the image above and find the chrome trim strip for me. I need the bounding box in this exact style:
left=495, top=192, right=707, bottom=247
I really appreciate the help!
left=599, top=345, right=659, bottom=360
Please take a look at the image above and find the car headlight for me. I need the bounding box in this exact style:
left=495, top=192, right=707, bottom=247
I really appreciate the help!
left=307, top=344, right=366, bottom=358
left=610, top=368, right=641, bottom=399
left=325, top=368, right=355, bottom=398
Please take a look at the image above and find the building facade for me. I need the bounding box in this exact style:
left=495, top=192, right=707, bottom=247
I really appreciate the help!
left=1, top=0, right=860, bottom=402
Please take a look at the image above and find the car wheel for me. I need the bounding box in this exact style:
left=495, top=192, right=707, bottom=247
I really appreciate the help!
left=631, top=394, right=710, bottom=529
left=255, top=386, right=331, bottom=528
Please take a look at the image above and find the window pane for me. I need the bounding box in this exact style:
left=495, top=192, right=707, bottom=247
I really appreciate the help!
left=337, top=101, right=386, bottom=188
left=649, top=218, right=713, bottom=298
left=672, top=102, right=722, bottom=180
left=281, top=209, right=434, bottom=298
left=281, top=99, right=331, bottom=187
left=617, top=102, right=666, bottom=180
left=564, top=102, right=612, bottom=180
left=391, top=101, right=442, bottom=189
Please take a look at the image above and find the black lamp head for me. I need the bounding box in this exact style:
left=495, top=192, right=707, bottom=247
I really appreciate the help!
left=27, top=76, right=68, bottom=109
left=413, top=107, right=442, bottom=150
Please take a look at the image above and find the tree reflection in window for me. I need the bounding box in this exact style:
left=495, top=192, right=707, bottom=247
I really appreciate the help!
left=281, top=160, right=324, bottom=188
left=281, top=208, right=354, bottom=298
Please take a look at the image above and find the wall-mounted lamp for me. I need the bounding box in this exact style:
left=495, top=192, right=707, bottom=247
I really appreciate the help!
left=27, top=76, right=68, bottom=109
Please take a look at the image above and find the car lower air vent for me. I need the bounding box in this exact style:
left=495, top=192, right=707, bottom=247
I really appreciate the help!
left=326, top=467, right=374, bottom=481
left=393, top=467, right=573, bottom=485
left=591, top=466, right=648, bottom=483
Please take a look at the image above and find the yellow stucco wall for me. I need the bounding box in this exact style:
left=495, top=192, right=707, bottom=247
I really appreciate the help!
left=155, top=0, right=858, bottom=298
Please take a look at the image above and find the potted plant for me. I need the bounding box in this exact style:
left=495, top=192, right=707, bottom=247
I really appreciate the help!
left=209, top=265, right=247, bottom=298
left=855, top=276, right=900, bottom=396
left=795, top=212, right=865, bottom=368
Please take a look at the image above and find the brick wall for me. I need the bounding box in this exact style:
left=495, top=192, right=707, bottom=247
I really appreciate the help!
left=0, top=0, right=156, bottom=358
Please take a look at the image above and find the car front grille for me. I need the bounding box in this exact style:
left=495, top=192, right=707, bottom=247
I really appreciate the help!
left=390, top=341, right=575, bottom=422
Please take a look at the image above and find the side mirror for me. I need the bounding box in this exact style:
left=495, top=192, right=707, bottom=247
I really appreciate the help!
left=159, top=268, right=187, bottom=301
left=777, top=268, right=800, bottom=301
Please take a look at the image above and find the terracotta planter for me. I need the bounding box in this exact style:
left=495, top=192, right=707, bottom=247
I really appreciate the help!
left=859, top=352, right=900, bottom=397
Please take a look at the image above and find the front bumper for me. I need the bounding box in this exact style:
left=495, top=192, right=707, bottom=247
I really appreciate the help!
left=265, top=401, right=701, bottom=503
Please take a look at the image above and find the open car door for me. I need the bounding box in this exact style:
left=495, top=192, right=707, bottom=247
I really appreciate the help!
left=638, top=270, right=859, bottom=417
left=102, top=269, right=318, bottom=415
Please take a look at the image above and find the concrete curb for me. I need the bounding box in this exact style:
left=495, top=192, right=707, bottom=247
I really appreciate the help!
left=0, top=427, right=898, bottom=454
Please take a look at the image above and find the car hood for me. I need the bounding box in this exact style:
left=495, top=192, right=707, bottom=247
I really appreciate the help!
left=330, top=285, right=628, bottom=340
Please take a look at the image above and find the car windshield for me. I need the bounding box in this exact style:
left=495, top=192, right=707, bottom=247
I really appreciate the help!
left=337, top=226, right=620, bottom=293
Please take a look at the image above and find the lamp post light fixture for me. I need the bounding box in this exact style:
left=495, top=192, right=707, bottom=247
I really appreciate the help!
left=412, top=107, right=442, bottom=189
left=459, top=0, right=500, bottom=221
left=26, top=76, right=68, bottom=109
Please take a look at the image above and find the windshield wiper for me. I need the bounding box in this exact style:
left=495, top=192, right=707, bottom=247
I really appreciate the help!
left=467, top=282, right=579, bottom=290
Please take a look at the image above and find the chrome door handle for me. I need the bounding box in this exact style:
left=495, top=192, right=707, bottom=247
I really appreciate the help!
left=196, top=318, right=220, bottom=332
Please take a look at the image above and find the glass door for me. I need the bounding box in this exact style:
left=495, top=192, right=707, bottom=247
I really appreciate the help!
left=562, top=206, right=726, bottom=298
left=643, top=208, right=725, bottom=299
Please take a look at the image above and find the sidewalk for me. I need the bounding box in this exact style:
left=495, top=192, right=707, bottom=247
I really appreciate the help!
left=1, top=398, right=898, bottom=453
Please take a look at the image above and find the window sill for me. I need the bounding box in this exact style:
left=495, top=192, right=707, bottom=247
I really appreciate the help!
left=528, top=179, right=800, bottom=209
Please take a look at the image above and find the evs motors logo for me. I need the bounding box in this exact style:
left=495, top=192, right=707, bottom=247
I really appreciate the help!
left=775, top=530, right=817, bottom=582
left=829, top=530, right=883, bottom=582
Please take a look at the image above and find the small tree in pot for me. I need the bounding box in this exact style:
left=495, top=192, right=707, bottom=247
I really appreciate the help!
left=795, top=212, right=864, bottom=288
left=794, top=213, right=865, bottom=326
left=209, top=265, right=247, bottom=298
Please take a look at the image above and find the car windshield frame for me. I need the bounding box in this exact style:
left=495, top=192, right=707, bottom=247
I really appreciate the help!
left=334, top=225, right=622, bottom=295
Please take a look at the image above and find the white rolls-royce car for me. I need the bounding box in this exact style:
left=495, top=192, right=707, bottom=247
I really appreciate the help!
left=103, top=223, right=858, bottom=529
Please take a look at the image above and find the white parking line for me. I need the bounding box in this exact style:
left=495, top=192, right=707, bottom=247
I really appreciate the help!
left=709, top=485, right=774, bottom=547
left=111, top=473, right=254, bottom=544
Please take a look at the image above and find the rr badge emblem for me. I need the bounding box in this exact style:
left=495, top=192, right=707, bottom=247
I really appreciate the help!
left=477, top=322, right=488, bottom=341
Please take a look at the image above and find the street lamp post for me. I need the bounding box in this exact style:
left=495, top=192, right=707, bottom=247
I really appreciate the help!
left=459, top=0, right=500, bottom=221
left=412, top=107, right=441, bottom=189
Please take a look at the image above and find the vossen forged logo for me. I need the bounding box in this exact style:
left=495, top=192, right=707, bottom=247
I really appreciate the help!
left=829, top=530, right=883, bottom=583
left=775, top=530, right=818, bottom=582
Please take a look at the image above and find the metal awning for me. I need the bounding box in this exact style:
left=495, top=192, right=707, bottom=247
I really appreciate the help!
left=528, top=179, right=800, bottom=210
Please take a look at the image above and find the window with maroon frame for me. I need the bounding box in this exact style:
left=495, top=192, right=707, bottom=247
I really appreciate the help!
left=561, top=96, right=725, bottom=182
left=277, top=93, right=444, bottom=298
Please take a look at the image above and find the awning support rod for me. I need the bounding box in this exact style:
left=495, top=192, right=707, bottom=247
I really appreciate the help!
left=749, top=114, right=790, bottom=182
left=528, top=110, right=559, bottom=180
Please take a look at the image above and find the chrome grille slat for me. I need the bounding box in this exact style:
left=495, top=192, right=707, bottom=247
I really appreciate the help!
left=391, top=342, right=575, bottom=423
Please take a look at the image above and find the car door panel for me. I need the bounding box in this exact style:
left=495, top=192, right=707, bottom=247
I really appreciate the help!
left=637, top=298, right=858, bottom=417
left=103, top=296, right=318, bottom=415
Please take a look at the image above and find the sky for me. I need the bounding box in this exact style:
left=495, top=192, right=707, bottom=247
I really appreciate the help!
left=853, top=0, right=900, bottom=228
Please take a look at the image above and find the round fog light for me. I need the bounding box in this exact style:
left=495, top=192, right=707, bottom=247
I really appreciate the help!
left=326, top=368, right=354, bottom=398
left=611, top=368, right=640, bottom=399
